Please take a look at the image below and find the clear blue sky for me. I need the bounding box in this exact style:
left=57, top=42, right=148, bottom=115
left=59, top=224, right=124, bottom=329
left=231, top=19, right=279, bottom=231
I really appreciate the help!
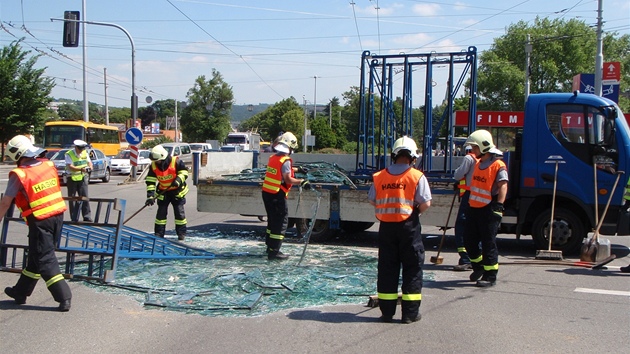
left=1, top=0, right=628, bottom=109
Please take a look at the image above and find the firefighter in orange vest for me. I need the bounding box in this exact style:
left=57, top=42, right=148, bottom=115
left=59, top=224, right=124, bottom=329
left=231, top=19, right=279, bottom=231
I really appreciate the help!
left=262, top=132, right=309, bottom=260
left=452, top=144, right=478, bottom=271
left=145, top=145, right=189, bottom=241
left=368, top=136, right=432, bottom=324
left=463, top=130, right=508, bottom=287
left=1, top=135, right=72, bottom=311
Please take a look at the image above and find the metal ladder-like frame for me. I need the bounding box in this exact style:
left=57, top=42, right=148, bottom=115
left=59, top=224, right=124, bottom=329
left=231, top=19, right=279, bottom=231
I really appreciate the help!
left=0, top=197, right=223, bottom=283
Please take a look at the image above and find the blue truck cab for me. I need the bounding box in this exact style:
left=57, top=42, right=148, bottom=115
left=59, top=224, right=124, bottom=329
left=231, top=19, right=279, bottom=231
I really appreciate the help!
left=503, top=92, right=630, bottom=253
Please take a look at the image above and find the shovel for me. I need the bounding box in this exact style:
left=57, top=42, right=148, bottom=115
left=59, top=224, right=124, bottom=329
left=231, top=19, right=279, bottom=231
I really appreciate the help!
left=581, top=170, right=623, bottom=262
left=430, top=192, right=457, bottom=264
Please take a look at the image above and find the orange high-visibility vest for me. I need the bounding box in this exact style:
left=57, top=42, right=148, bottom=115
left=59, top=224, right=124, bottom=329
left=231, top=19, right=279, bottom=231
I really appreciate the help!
left=12, top=160, right=67, bottom=220
left=373, top=167, right=423, bottom=222
left=469, top=159, right=506, bottom=208
left=152, top=157, right=178, bottom=192
left=262, top=154, right=293, bottom=196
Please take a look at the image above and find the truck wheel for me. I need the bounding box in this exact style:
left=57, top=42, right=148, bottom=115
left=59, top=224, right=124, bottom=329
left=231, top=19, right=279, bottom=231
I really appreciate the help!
left=295, top=218, right=337, bottom=242
left=532, top=207, right=586, bottom=255
left=340, top=221, right=374, bottom=234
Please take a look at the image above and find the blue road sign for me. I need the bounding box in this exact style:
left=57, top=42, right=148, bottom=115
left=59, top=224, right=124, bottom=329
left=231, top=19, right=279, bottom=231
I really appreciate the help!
left=125, top=127, right=143, bottom=145
left=575, top=73, right=620, bottom=103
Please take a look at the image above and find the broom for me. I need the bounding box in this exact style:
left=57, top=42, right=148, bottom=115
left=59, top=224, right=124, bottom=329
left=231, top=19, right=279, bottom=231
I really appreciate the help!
left=536, top=157, right=564, bottom=260
left=430, top=192, right=457, bottom=264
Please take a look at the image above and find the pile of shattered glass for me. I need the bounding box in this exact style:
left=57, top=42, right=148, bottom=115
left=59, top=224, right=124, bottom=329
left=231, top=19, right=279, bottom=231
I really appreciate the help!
left=78, top=163, right=436, bottom=317
left=83, top=229, right=380, bottom=317
left=223, top=161, right=368, bottom=188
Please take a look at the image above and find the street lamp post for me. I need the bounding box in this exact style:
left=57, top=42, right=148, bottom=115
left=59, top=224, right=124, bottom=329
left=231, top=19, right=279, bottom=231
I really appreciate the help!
left=174, top=99, right=178, bottom=143
left=313, top=76, right=318, bottom=121
left=303, top=95, right=308, bottom=153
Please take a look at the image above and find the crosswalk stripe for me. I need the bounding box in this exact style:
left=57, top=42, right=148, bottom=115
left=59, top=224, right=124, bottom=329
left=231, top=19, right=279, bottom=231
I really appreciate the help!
left=574, top=288, right=630, bottom=296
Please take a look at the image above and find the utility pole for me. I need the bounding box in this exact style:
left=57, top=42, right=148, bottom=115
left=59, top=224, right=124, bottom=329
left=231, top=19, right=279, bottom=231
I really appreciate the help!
left=313, top=76, right=318, bottom=121
left=174, top=99, right=178, bottom=143
left=303, top=95, right=307, bottom=153
left=594, top=0, right=604, bottom=96
left=82, top=0, right=88, bottom=122
left=524, top=34, right=531, bottom=105
left=103, top=68, right=109, bottom=125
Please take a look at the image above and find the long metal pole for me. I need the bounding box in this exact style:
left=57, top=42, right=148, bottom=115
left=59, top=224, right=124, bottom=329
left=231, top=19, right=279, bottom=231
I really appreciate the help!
left=82, top=0, right=88, bottom=122
left=524, top=34, right=531, bottom=105
left=594, top=0, right=604, bottom=96
left=313, top=76, right=318, bottom=121
left=174, top=99, right=178, bottom=142
left=51, top=18, right=137, bottom=126
left=104, top=68, right=109, bottom=125
left=303, top=96, right=307, bottom=153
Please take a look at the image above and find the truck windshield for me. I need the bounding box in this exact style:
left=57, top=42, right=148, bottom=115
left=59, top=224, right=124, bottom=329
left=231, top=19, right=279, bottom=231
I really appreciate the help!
left=226, top=136, right=246, bottom=144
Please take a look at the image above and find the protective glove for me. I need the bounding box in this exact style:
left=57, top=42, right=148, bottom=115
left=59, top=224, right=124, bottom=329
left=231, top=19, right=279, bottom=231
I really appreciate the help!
left=453, top=182, right=460, bottom=191
left=491, top=202, right=504, bottom=218
left=300, top=180, right=312, bottom=190
left=170, top=178, right=181, bottom=189
left=296, top=166, right=309, bottom=174
left=145, top=198, right=155, bottom=207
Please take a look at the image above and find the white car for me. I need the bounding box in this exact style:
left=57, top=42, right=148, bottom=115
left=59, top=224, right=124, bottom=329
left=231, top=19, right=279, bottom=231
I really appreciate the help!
left=110, top=149, right=151, bottom=174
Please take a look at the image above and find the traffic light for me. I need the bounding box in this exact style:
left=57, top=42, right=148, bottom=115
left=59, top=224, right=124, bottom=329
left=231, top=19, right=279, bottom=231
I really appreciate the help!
left=62, top=11, right=80, bottom=47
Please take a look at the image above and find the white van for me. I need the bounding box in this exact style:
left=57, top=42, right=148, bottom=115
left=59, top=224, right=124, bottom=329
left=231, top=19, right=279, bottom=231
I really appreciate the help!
left=159, top=142, right=193, bottom=169
left=190, top=143, right=213, bottom=152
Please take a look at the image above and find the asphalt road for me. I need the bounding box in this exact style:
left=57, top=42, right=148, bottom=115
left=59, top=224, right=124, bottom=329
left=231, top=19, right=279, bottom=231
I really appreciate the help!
left=1, top=166, right=629, bottom=353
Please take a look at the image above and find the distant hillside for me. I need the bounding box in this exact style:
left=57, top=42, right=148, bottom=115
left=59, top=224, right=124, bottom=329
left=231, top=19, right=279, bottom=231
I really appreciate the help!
left=230, top=104, right=270, bottom=123
left=51, top=98, right=270, bottom=125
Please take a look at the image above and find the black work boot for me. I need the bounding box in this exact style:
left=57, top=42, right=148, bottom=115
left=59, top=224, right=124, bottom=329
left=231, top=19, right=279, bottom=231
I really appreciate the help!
left=268, top=250, right=289, bottom=260
left=4, top=287, right=26, bottom=305
left=469, top=267, right=484, bottom=282
left=58, top=299, right=71, bottom=312
left=401, top=313, right=422, bottom=324
left=475, top=273, right=497, bottom=287
left=177, top=234, right=186, bottom=241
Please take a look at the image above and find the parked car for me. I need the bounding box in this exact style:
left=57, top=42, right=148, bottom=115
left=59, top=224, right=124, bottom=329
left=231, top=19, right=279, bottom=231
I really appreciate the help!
left=110, top=149, right=151, bottom=174
left=159, top=142, right=193, bottom=169
left=49, top=148, right=111, bottom=184
left=190, top=143, right=213, bottom=152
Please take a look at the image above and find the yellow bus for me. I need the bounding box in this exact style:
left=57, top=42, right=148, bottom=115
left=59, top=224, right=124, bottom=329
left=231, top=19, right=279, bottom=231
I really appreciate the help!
left=43, top=121, right=121, bottom=156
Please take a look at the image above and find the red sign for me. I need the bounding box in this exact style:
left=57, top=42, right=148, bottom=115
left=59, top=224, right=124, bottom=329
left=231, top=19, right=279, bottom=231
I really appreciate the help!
left=603, top=62, right=621, bottom=81
left=455, top=111, right=524, bottom=127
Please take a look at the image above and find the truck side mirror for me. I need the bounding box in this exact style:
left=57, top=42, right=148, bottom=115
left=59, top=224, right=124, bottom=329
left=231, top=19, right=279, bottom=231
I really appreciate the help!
left=603, top=119, right=616, bottom=146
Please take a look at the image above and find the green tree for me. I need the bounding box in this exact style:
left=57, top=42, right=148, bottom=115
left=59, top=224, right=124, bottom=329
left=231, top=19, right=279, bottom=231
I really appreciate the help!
left=57, top=103, right=82, bottom=120
left=309, top=116, right=336, bottom=150
left=180, top=69, right=234, bottom=142
left=108, top=106, right=131, bottom=124
left=138, top=106, right=157, bottom=128
left=478, top=17, right=629, bottom=111
left=0, top=40, right=54, bottom=159
left=341, top=86, right=362, bottom=143
left=240, top=97, right=304, bottom=143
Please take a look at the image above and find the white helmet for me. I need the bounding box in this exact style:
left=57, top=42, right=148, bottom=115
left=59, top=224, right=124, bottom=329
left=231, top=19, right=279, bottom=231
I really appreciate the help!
left=274, top=131, right=298, bottom=153
left=392, top=136, right=419, bottom=159
left=149, top=145, right=169, bottom=161
left=5, top=135, right=45, bottom=161
left=465, top=129, right=495, bottom=154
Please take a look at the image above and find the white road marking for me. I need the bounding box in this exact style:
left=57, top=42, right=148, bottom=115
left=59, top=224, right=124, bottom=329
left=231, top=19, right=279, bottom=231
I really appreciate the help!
left=574, top=288, right=630, bottom=297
